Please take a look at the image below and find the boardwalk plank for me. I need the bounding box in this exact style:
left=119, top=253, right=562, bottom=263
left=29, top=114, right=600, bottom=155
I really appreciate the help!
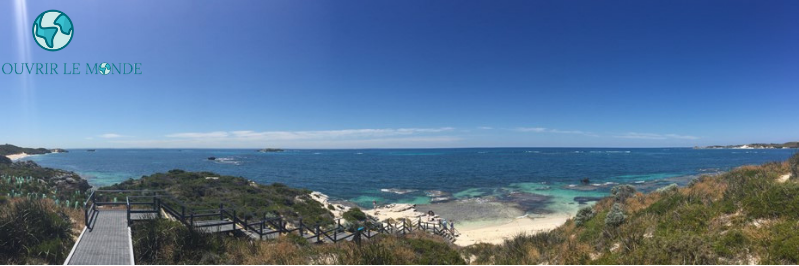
left=67, top=210, right=132, bottom=265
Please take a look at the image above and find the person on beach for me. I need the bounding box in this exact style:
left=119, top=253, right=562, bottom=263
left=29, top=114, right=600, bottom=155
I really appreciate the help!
left=442, top=218, right=448, bottom=230
left=373, top=200, right=377, bottom=210
left=427, top=210, right=435, bottom=221
left=450, top=220, right=454, bottom=231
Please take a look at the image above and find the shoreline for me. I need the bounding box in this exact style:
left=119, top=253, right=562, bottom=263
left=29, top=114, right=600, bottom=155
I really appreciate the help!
left=356, top=197, right=578, bottom=247
left=5, top=153, right=30, bottom=161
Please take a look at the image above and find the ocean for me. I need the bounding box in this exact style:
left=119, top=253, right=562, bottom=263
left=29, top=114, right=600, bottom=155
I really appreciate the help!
left=26, top=148, right=795, bottom=215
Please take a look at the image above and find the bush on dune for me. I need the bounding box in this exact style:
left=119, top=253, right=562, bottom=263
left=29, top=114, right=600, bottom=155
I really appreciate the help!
left=790, top=152, right=799, bottom=179
left=605, top=203, right=627, bottom=227
left=611, top=185, right=636, bottom=202
left=0, top=199, right=75, bottom=264
left=574, top=206, right=595, bottom=226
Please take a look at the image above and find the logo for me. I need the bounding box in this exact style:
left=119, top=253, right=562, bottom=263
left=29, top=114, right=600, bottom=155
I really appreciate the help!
left=99, top=63, right=111, bottom=75
left=32, top=10, right=73, bottom=51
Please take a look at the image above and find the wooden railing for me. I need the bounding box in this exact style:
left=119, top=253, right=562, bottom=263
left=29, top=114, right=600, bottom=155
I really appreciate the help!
left=84, top=190, right=458, bottom=244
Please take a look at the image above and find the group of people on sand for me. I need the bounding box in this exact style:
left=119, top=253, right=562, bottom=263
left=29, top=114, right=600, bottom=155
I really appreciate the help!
left=371, top=200, right=456, bottom=234
left=427, top=210, right=456, bottom=233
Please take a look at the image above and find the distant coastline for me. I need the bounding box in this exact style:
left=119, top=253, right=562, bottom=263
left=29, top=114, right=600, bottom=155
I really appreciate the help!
left=694, top=141, right=799, bottom=149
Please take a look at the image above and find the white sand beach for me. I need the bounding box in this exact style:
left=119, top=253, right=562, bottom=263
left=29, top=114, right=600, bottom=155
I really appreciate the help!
left=5, top=153, right=30, bottom=161
left=452, top=213, right=570, bottom=246
left=359, top=200, right=572, bottom=247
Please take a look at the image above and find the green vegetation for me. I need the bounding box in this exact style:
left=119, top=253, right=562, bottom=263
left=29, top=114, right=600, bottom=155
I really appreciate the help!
left=461, top=152, right=799, bottom=264
left=0, top=144, right=50, bottom=156
left=103, top=169, right=334, bottom=225
left=604, top=202, right=626, bottom=227
left=343, top=207, right=367, bottom=223
left=790, top=151, right=799, bottom=179
left=1, top=161, right=91, bottom=205
left=0, top=152, right=90, bottom=264
left=0, top=156, right=10, bottom=165
left=132, top=218, right=464, bottom=264
left=610, top=184, right=636, bottom=202
left=574, top=206, right=595, bottom=226
left=0, top=199, right=77, bottom=264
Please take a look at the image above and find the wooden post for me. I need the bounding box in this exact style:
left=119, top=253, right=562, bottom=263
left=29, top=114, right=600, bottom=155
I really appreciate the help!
left=355, top=228, right=362, bottom=247
left=299, top=218, right=304, bottom=236
left=181, top=206, right=186, bottom=220
left=316, top=225, right=321, bottom=243
left=219, top=203, right=224, bottom=220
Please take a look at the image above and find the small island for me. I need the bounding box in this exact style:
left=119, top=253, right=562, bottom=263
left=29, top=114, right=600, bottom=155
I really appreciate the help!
left=257, top=148, right=284, bottom=153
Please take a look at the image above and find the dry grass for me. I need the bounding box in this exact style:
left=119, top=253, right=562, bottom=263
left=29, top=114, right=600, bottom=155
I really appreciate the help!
left=681, top=175, right=727, bottom=204
left=625, top=191, right=663, bottom=214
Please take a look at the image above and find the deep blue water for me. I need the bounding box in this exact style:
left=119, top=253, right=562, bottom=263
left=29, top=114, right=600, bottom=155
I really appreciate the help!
left=26, top=148, right=795, bottom=208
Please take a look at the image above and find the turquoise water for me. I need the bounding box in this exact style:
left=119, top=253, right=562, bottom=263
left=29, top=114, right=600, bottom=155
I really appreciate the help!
left=27, top=148, right=795, bottom=211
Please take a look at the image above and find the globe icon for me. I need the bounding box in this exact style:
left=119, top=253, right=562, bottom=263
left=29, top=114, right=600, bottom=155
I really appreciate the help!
left=32, top=10, right=73, bottom=51
left=99, top=63, right=111, bottom=75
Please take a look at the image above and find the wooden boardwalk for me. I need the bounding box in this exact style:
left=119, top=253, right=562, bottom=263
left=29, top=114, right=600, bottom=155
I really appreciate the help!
left=65, top=210, right=134, bottom=265
left=63, top=190, right=460, bottom=265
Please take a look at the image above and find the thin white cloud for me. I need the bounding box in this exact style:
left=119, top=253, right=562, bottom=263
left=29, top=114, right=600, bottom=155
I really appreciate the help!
left=166, top=131, right=229, bottom=138
left=615, top=132, right=699, bottom=140
left=98, top=133, right=125, bottom=139
left=478, top=126, right=493, bottom=130
left=168, top=127, right=455, bottom=141
left=516, top=127, right=548, bottom=133
left=516, top=127, right=598, bottom=137
left=105, top=127, right=459, bottom=148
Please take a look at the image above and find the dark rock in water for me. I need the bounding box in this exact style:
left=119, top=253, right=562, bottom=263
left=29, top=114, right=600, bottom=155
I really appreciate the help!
left=208, top=157, right=216, bottom=161
left=574, top=196, right=604, bottom=204
left=500, top=192, right=553, bottom=214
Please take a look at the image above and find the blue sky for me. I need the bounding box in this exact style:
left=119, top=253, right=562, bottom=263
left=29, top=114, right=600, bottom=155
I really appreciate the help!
left=1, top=0, right=797, bottom=149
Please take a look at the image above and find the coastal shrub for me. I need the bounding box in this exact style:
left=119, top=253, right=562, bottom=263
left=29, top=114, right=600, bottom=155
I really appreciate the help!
left=743, top=181, right=799, bottom=219
left=767, top=220, right=799, bottom=264
left=790, top=152, right=799, bottom=179
left=0, top=156, right=11, bottom=165
left=611, top=185, right=636, bottom=202
left=461, top=243, right=496, bottom=264
left=489, top=231, right=564, bottom=264
left=605, top=203, right=626, bottom=227
left=713, top=229, right=748, bottom=257
left=655, top=183, right=678, bottom=193
left=574, top=206, right=595, bottom=226
left=104, top=170, right=334, bottom=225
left=406, top=237, right=465, bottom=264
left=578, top=210, right=607, bottom=243
left=132, top=218, right=228, bottom=264
left=623, top=234, right=717, bottom=264
left=343, top=207, right=367, bottom=223
left=0, top=199, right=74, bottom=264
